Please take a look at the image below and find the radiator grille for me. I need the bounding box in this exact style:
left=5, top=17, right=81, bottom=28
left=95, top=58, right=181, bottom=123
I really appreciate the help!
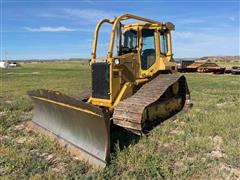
left=92, top=62, right=110, bottom=99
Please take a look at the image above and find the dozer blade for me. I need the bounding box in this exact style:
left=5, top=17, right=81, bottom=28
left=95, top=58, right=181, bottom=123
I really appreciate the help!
left=28, top=89, right=110, bottom=167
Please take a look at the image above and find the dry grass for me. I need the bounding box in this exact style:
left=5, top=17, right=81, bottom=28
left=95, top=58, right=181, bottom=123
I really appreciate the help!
left=0, top=61, right=239, bottom=179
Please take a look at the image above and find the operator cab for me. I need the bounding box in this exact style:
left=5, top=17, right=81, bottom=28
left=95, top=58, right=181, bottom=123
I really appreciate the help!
left=117, top=23, right=173, bottom=73
left=89, top=15, right=176, bottom=106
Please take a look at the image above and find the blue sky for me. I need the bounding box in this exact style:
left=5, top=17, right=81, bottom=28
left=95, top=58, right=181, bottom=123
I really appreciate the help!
left=1, top=0, right=239, bottom=60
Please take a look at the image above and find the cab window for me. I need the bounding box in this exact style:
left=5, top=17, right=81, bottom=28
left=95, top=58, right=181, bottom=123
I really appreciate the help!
left=119, top=30, right=137, bottom=55
left=123, top=30, right=137, bottom=49
left=141, top=29, right=156, bottom=70
left=159, top=31, right=168, bottom=54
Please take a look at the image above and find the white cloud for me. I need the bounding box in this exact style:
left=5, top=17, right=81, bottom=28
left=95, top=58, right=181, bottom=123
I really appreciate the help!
left=180, top=18, right=205, bottom=24
left=83, top=0, right=96, bottom=5
left=38, top=9, right=116, bottom=29
left=172, top=31, right=194, bottom=38
left=38, top=13, right=66, bottom=18
left=229, top=16, right=236, bottom=21
left=172, top=30, right=239, bottom=57
left=24, top=26, right=76, bottom=32
left=62, top=9, right=115, bottom=21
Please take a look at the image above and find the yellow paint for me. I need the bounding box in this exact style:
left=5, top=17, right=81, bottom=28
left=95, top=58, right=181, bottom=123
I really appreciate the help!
left=134, top=78, right=148, bottom=85
left=88, top=97, right=112, bottom=107
left=31, top=96, right=102, bottom=117
left=112, top=82, right=132, bottom=109
left=145, top=97, right=181, bottom=122
left=89, top=14, right=178, bottom=109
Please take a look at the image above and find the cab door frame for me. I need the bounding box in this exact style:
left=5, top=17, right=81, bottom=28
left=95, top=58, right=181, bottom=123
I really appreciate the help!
left=139, top=27, right=161, bottom=78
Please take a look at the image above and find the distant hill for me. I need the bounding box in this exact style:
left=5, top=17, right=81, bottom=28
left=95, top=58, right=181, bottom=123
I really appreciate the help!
left=8, top=58, right=90, bottom=63
left=6, top=56, right=240, bottom=64
left=196, top=56, right=240, bottom=62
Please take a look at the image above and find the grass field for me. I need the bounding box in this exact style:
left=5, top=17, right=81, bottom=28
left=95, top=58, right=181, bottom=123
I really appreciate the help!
left=0, top=61, right=240, bottom=179
left=216, top=62, right=240, bottom=68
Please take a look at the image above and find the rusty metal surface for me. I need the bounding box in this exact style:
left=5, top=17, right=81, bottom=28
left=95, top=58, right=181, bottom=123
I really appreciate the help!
left=28, top=89, right=110, bottom=167
left=113, top=74, right=191, bottom=132
left=26, top=121, right=107, bottom=168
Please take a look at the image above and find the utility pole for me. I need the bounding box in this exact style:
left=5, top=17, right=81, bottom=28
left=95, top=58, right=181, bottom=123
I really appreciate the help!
left=5, top=49, right=8, bottom=62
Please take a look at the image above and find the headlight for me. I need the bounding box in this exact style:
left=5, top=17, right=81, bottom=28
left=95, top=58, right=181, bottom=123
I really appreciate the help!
left=114, top=58, right=120, bottom=65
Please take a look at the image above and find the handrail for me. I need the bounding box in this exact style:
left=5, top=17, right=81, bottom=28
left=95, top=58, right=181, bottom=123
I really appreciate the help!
left=91, top=19, right=113, bottom=62
left=92, top=14, right=173, bottom=60
left=108, top=14, right=162, bottom=58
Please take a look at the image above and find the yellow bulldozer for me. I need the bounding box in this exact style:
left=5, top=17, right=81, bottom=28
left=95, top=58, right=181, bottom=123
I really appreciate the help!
left=28, top=14, right=191, bottom=167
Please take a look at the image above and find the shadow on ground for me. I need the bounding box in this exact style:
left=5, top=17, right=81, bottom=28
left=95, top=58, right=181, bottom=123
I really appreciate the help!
left=109, top=106, right=188, bottom=154
left=110, top=125, right=140, bottom=152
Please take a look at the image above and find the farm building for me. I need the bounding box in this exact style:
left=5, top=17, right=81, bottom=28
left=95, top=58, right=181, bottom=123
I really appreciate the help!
left=187, top=62, right=219, bottom=72
left=0, top=61, right=9, bottom=68
left=9, top=62, right=21, bottom=67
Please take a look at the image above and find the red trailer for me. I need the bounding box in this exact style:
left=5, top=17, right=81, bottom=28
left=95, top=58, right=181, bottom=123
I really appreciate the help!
left=202, top=67, right=226, bottom=74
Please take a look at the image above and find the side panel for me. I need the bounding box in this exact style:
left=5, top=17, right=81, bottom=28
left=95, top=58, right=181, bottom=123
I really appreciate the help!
left=92, top=63, right=110, bottom=99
